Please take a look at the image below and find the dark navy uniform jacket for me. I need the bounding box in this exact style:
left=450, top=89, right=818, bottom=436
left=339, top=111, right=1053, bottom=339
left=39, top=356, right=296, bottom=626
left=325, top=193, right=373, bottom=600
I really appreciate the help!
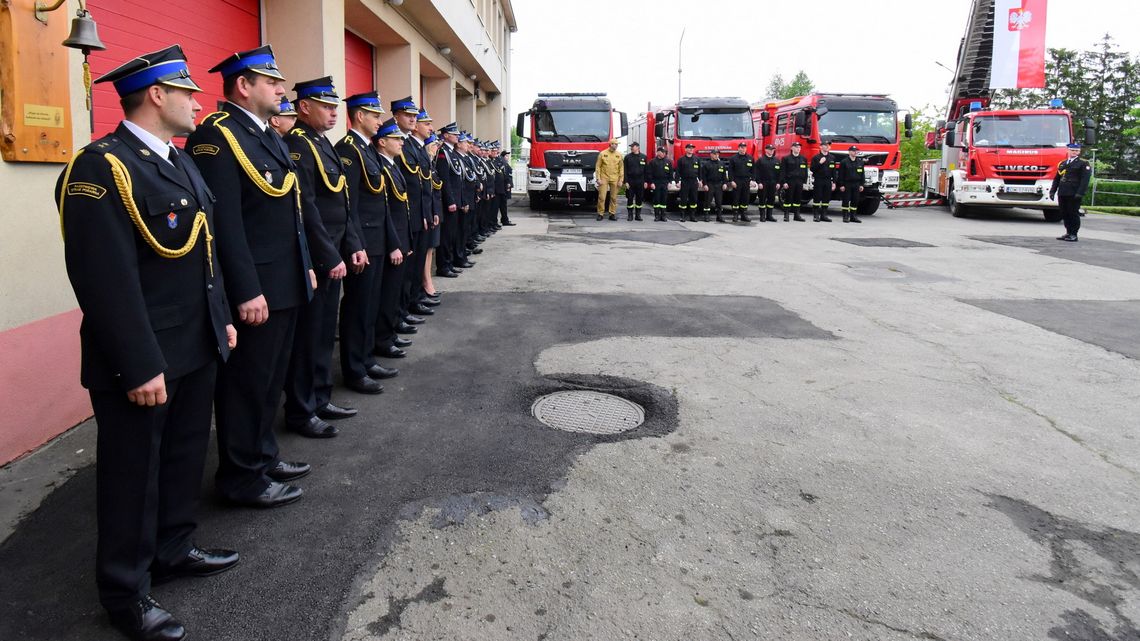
left=674, top=154, right=702, bottom=182
left=402, top=136, right=434, bottom=227
left=754, top=155, right=781, bottom=183
left=728, top=153, right=754, bottom=181
left=336, top=131, right=394, bottom=258
left=810, top=153, right=838, bottom=184
left=647, top=157, right=672, bottom=185
left=700, top=158, right=729, bottom=185
left=436, top=144, right=465, bottom=211
left=623, top=153, right=647, bottom=183
left=57, top=123, right=230, bottom=391
left=285, top=121, right=363, bottom=271
left=780, top=153, right=809, bottom=183
left=1051, top=157, right=1092, bottom=198
left=187, top=103, right=313, bottom=311
left=838, top=156, right=866, bottom=184
left=379, top=154, right=414, bottom=255
left=459, top=153, right=479, bottom=209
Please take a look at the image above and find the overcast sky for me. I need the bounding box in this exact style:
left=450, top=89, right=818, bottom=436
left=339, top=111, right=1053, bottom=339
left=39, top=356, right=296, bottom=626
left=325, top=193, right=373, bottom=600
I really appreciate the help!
left=508, top=0, right=1139, bottom=122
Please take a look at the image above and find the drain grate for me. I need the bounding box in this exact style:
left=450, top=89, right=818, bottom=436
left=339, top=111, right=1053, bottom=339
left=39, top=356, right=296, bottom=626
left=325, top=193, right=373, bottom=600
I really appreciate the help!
left=531, top=391, right=645, bottom=435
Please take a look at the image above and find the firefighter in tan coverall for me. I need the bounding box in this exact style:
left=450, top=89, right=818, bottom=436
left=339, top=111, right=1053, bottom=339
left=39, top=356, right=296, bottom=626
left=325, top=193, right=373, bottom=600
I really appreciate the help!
left=594, top=139, right=624, bottom=220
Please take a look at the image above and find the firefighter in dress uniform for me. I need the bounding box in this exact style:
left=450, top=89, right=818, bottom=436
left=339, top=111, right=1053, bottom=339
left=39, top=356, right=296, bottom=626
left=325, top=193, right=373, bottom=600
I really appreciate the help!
left=779, top=141, right=809, bottom=221
left=754, top=143, right=780, bottom=222
left=809, top=140, right=836, bottom=222
left=269, top=96, right=297, bottom=137
left=622, top=141, right=648, bottom=221
left=674, top=143, right=702, bottom=222
left=434, top=122, right=464, bottom=279
left=837, top=145, right=866, bottom=223
left=188, top=45, right=314, bottom=509
left=647, top=146, right=673, bottom=222
left=700, top=148, right=730, bottom=222
left=495, top=144, right=515, bottom=226
left=283, top=77, right=366, bottom=437
left=728, top=142, right=754, bottom=222
left=1050, top=142, right=1091, bottom=242
left=57, top=45, right=239, bottom=641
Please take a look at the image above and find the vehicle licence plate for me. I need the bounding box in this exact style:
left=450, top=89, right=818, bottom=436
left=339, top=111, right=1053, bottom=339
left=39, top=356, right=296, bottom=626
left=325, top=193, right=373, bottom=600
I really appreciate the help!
left=1004, top=185, right=1037, bottom=193
left=863, top=167, right=879, bottom=183
left=563, top=168, right=582, bottom=174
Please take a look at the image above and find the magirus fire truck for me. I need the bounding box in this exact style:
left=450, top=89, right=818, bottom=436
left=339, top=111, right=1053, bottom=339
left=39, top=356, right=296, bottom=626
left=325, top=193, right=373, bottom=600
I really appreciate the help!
left=918, top=0, right=1095, bottom=220
left=515, top=93, right=627, bottom=209
left=752, top=93, right=911, bottom=216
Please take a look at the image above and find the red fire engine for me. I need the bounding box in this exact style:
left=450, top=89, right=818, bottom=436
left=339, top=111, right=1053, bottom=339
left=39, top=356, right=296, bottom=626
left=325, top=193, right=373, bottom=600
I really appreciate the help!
left=515, top=92, right=627, bottom=210
left=628, top=97, right=757, bottom=163
left=752, top=93, right=912, bottom=217
left=918, top=0, right=1095, bottom=220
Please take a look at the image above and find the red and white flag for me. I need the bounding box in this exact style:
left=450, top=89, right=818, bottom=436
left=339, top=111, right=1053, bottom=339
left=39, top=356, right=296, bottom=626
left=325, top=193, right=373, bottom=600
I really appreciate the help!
left=990, top=0, right=1048, bottom=89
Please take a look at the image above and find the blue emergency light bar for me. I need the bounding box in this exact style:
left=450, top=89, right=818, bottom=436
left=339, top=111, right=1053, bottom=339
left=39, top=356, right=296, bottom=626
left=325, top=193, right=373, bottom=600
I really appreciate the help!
left=969, top=101, right=983, bottom=112
left=1049, top=98, right=1064, bottom=108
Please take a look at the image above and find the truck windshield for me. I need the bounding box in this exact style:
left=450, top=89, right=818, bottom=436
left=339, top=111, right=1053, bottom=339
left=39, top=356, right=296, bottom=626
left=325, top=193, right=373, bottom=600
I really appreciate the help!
left=534, top=110, right=611, bottom=142
left=970, top=114, right=1071, bottom=148
left=818, top=110, right=897, bottom=143
left=677, top=110, right=753, bottom=139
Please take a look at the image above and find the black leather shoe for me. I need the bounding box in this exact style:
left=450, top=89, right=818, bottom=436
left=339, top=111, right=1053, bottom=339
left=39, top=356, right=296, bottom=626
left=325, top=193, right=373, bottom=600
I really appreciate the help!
left=393, top=337, right=414, bottom=347
left=459, top=261, right=476, bottom=268
left=317, top=402, right=357, bottom=419
left=267, top=460, right=311, bottom=482
left=410, top=304, right=435, bottom=315
left=503, top=221, right=516, bottom=226
left=449, top=267, right=464, bottom=273
left=288, top=416, right=338, bottom=438
left=367, top=364, right=399, bottom=379
left=1061, top=234, right=1078, bottom=242
left=346, top=376, right=383, bottom=394
left=418, top=297, right=441, bottom=307
left=439, top=270, right=459, bottom=278
left=596, top=214, right=603, bottom=221
left=403, top=314, right=425, bottom=324
left=107, top=595, right=186, bottom=641
left=152, top=547, right=240, bottom=585
left=375, top=345, right=406, bottom=358
left=396, top=322, right=419, bottom=335
left=470, top=247, right=484, bottom=254
left=235, top=481, right=303, bottom=508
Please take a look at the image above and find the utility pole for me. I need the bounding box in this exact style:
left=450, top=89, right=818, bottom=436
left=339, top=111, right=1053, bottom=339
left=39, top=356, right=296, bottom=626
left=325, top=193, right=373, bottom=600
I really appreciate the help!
left=678, top=28, right=685, bottom=102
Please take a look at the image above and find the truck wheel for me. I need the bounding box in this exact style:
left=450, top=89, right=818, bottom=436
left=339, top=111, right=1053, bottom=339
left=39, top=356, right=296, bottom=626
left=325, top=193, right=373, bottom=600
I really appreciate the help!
left=948, top=188, right=970, bottom=218
left=858, top=197, right=880, bottom=216
left=1043, top=209, right=1063, bottom=222
left=528, top=192, right=548, bottom=210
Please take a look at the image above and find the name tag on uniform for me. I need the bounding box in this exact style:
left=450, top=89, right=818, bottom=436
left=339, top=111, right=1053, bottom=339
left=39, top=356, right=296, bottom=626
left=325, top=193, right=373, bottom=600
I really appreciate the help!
left=66, top=182, right=107, bottom=199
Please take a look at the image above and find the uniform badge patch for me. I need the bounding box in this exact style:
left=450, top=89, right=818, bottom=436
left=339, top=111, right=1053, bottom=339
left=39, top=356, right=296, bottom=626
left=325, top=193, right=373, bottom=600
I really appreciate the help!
left=290, top=152, right=301, bottom=161
left=340, top=157, right=353, bottom=166
left=265, top=170, right=273, bottom=182
left=66, top=182, right=107, bottom=199
left=192, top=144, right=220, bottom=156
left=167, top=212, right=178, bottom=229
left=140, top=149, right=151, bottom=156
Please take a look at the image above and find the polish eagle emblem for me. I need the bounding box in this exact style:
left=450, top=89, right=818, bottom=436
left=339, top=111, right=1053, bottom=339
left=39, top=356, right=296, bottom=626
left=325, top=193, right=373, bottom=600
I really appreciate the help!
left=1008, top=8, right=1033, bottom=31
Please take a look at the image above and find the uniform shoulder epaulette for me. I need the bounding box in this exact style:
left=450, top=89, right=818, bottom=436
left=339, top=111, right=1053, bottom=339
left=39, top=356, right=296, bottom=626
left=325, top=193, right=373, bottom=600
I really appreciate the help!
left=199, top=111, right=229, bottom=127
left=83, top=134, right=124, bottom=154
left=341, top=135, right=354, bottom=145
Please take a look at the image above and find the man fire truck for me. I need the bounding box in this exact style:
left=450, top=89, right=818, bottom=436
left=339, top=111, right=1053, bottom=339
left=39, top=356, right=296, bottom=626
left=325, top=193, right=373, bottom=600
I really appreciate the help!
left=752, top=93, right=911, bottom=217
left=918, top=0, right=1096, bottom=220
left=516, top=93, right=627, bottom=210
left=627, top=97, right=756, bottom=207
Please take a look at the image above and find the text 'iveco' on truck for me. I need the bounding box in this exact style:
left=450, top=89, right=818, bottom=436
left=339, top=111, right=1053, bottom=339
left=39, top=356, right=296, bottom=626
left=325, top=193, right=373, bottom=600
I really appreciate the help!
left=752, top=93, right=911, bottom=217
left=516, top=93, right=627, bottom=209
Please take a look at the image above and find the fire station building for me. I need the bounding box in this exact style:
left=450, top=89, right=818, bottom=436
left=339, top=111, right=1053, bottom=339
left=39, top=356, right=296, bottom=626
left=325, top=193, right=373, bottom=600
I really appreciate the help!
left=0, top=0, right=517, bottom=464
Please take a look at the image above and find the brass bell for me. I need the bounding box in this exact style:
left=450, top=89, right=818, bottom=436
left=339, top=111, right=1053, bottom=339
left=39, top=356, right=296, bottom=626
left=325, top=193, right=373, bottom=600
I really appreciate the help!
left=62, top=9, right=106, bottom=54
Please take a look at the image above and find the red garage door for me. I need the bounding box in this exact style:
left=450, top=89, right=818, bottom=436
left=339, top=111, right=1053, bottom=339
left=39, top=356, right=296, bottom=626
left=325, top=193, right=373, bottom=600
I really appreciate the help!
left=87, top=0, right=261, bottom=139
left=344, top=30, right=376, bottom=97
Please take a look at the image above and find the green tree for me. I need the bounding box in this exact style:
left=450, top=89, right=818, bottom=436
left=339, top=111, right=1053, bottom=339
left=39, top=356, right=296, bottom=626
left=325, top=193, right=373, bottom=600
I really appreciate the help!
left=764, top=71, right=815, bottom=100
left=898, top=105, right=942, bottom=193
left=764, top=73, right=785, bottom=100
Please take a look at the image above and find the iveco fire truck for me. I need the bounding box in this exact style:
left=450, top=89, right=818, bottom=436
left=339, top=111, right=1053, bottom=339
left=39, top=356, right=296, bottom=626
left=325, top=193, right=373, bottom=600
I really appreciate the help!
left=516, top=93, right=627, bottom=209
left=752, top=93, right=911, bottom=216
left=918, top=0, right=1095, bottom=220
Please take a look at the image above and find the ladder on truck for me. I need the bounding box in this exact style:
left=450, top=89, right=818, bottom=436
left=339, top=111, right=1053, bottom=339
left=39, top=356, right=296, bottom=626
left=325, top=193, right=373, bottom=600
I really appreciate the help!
left=945, top=0, right=997, bottom=120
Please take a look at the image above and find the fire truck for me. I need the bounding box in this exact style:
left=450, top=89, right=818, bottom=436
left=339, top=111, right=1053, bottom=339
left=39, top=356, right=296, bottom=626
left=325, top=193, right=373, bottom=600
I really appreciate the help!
left=918, top=0, right=1095, bottom=220
left=628, top=97, right=757, bottom=163
left=515, top=93, right=627, bottom=209
left=752, top=93, right=911, bottom=216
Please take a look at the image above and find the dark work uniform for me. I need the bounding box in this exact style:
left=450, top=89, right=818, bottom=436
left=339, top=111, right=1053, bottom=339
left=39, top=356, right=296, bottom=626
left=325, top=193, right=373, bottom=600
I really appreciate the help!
left=376, top=154, right=414, bottom=350
left=189, top=104, right=313, bottom=501
left=623, top=152, right=648, bottom=219
left=837, top=155, right=867, bottom=222
left=336, top=130, right=390, bottom=381
left=754, top=153, right=780, bottom=221
left=728, top=152, right=754, bottom=221
left=674, top=153, right=702, bottom=221
left=398, top=137, right=431, bottom=314
left=435, top=143, right=464, bottom=273
left=1050, top=156, right=1092, bottom=238
left=700, top=157, right=730, bottom=221
left=284, top=121, right=361, bottom=425
left=779, top=152, right=809, bottom=221
left=809, top=152, right=838, bottom=221
left=494, top=154, right=512, bottom=224
left=647, top=155, right=672, bottom=221
left=58, top=124, right=230, bottom=609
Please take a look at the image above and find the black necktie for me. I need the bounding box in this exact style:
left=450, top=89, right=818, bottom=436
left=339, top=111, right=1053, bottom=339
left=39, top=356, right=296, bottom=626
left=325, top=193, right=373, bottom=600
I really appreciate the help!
left=168, top=145, right=187, bottom=173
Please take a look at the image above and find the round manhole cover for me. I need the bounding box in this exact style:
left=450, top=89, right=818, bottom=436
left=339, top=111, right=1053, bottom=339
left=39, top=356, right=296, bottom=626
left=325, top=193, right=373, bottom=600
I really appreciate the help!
left=531, top=391, right=645, bottom=435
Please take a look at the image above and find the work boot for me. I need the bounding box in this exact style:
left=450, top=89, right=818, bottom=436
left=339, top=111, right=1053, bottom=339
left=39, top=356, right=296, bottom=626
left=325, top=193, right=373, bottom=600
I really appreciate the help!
left=635, top=212, right=643, bottom=221
left=627, top=210, right=633, bottom=221
left=784, top=212, right=790, bottom=222
left=732, top=212, right=739, bottom=222
left=716, top=214, right=725, bottom=223
left=765, top=210, right=777, bottom=222
left=596, top=214, right=603, bottom=221
left=704, top=212, right=711, bottom=222
left=819, top=210, right=832, bottom=222
left=740, top=213, right=751, bottom=222
left=793, top=211, right=805, bottom=221
left=608, top=213, right=617, bottom=221
left=849, top=215, right=862, bottom=223
left=813, top=213, right=820, bottom=222
left=843, top=212, right=850, bottom=223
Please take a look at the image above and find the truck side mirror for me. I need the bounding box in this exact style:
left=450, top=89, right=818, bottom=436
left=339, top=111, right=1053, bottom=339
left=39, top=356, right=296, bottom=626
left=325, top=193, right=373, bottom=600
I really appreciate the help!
left=944, top=129, right=956, bottom=147
left=1084, top=118, right=1097, bottom=146
left=761, top=122, right=771, bottom=137
left=904, top=113, right=914, bottom=138
left=654, top=122, right=664, bottom=138
left=794, top=111, right=806, bottom=129
left=794, top=126, right=806, bottom=136
left=515, top=113, right=526, bottom=140
left=760, top=112, right=770, bottom=122
left=619, top=112, right=628, bottom=137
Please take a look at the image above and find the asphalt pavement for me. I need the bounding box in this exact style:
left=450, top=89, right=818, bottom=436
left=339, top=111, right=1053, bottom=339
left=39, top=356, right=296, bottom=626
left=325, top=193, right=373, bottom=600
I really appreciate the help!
left=2, top=200, right=1139, bottom=641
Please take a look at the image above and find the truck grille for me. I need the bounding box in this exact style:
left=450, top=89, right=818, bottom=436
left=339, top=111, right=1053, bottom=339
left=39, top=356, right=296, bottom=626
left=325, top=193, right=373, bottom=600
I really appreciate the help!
left=828, top=151, right=889, bottom=167
left=544, top=150, right=599, bottom=171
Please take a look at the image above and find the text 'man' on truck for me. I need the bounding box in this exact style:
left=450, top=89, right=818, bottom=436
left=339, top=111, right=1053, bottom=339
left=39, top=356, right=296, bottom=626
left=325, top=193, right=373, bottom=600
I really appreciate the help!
left=516, top=93, right=627, bottom=210
left=752, top=93, right=911, bottom=217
